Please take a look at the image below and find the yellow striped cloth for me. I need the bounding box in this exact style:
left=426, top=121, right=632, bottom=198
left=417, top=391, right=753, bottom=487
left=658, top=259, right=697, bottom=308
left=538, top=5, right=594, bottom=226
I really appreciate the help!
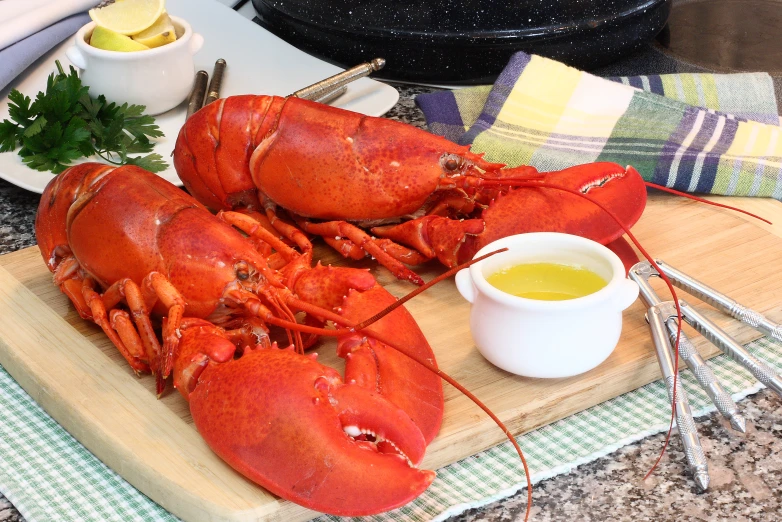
left=416, top=52, right=782, bottom=198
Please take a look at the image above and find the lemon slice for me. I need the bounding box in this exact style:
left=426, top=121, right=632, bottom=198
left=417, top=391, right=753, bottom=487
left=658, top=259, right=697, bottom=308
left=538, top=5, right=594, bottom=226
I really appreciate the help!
left=89, top=0, right=165, bottom=36
left=91, top=26, right=151, bottom=51
left=132, top=11, right=177, bottom=48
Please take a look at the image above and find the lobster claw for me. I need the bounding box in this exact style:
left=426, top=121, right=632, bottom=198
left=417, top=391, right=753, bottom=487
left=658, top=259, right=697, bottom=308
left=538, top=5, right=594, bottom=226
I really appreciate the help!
left=187, top=346, right=435, bottom=516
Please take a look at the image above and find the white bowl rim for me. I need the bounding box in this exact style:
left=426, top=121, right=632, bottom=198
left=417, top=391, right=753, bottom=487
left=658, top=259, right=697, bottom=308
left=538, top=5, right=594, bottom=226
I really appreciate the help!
left=468, top=232, right=628, bottom=310
left=73, top=15, right=193, bottom=59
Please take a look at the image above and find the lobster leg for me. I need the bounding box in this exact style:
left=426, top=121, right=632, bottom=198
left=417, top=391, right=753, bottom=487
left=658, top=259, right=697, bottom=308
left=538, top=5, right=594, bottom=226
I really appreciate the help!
left=374, top=163, right=648, bottom=267
left=108, top=310, right=150, bottom=372
left=80, top=278, right=150, bottom=373
left=138, top=272, right=187, bottom=377
left=296, top=219, right=426, bottom=285
left=372, top=215, right=485, bottom=264
left=85, top=276, right=168, bottom=390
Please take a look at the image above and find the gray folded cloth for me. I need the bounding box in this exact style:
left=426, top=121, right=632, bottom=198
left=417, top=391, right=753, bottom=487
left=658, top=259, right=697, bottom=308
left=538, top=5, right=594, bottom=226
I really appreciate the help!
left=0, top=13, right=90, bottom=93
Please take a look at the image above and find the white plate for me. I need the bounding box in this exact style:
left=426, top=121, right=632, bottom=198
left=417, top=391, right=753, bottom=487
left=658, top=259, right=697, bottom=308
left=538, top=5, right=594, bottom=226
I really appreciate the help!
left=0, top=0, right=399, bottom=194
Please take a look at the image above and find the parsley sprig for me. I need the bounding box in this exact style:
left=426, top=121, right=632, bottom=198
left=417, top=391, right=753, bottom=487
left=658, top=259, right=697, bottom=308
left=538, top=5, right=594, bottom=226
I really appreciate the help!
left=0, top=61, right=168, bottom=174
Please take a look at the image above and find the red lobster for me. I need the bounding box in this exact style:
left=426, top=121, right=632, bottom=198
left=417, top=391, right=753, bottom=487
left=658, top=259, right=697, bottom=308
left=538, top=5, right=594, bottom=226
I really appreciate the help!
left=173, top=95, right=648, bottom=284
left=35, top=163, right=460, bottom=516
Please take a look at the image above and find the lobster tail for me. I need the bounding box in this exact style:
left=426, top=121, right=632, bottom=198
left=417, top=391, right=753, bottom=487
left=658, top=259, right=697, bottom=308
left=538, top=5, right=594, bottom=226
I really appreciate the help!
left=36, top=163, right=116, bottom=273
left=174, top=95, right=285, bottom=212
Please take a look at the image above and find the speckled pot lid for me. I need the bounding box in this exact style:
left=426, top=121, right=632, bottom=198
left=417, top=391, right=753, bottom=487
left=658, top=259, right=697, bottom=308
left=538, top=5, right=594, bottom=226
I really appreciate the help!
left=252, top=0, right=672, bottom=83
left=258, top=0, right=665, bottom=39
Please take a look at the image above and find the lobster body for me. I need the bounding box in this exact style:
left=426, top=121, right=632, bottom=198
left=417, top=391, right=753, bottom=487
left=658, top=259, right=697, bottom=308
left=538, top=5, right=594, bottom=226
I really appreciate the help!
left=35, top=163, right=444, bottom=516
left=174, top=95, right=647, bottom=279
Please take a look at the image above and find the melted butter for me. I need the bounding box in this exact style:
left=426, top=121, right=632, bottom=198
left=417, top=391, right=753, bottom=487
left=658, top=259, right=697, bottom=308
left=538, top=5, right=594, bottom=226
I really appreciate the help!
left=486, top=262, right=607, bottom=301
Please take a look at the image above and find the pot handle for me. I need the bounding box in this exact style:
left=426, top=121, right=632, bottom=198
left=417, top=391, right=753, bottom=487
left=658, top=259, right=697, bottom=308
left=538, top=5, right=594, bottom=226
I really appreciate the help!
left=65, top=46, right=87, bottom=70
left=615, top=278, right=640, bottom=311
left=189, top=33, right=204, bottom=55
left=455, top=269, right=476, bottom=304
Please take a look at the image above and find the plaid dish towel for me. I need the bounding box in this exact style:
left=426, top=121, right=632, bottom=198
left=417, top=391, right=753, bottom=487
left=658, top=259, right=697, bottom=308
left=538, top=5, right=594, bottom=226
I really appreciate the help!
left=416, top=52, right=782, bottom=199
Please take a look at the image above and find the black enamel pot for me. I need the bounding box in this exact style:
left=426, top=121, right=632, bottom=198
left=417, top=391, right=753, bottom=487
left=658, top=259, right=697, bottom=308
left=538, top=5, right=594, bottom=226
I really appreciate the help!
left=251, top=0, right=672, bottom=84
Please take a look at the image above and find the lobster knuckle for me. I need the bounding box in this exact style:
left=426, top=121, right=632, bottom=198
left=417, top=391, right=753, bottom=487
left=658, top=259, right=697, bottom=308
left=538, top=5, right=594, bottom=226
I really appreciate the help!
left=173, top=325, right=236, bottom=398
left=292, top=263, right=376, bottom=312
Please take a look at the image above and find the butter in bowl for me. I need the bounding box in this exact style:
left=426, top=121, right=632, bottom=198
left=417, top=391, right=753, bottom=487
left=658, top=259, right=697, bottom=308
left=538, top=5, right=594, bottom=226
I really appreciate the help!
left=455, top=233, right=639, bottom=378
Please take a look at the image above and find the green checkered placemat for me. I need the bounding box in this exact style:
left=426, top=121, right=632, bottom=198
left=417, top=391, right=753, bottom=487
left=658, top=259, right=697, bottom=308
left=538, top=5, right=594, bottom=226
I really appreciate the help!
left=1, top=336, right=780, bottom=522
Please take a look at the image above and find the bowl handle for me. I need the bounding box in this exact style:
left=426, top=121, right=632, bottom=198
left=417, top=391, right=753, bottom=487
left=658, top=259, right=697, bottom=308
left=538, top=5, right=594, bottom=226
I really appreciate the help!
left=455, top=269, right=476, bottom=304
left=65, top=46, right=87, bottom=70
left=189, top=33, right=204, bottom=55
left=615, top=278, right=640, bottom=311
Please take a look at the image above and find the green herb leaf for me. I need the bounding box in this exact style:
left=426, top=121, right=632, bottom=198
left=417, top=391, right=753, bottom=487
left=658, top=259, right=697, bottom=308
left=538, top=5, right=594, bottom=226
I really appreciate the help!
left=22, top=116, right=47, bottom=138
left=124, top=153, right=167, bottom=173
left=0, top=120, right=20, bottom=152
left=7, top=90, right=33, bottom=126
left=1, top=60, right=168, bottom=175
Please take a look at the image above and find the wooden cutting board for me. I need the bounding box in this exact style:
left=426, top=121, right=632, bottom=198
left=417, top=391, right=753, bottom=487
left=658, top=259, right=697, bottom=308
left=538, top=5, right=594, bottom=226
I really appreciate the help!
left=1, top=193, right=781, bottom=522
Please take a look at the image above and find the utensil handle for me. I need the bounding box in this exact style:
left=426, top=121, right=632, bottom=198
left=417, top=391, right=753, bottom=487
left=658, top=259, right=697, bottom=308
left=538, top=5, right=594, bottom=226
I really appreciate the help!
left=680, top=301, right=782, bottom=397
left=186, top=70, right=209, bottom=120
left=655, top=259, right=782, bottom=342
left=647, top=305, right=710, bottom=490
left=204, top=59, right=226, bottom=106
left=290, top=58, right=385, bottom=101
left=656, top=302, right=745, bottom=432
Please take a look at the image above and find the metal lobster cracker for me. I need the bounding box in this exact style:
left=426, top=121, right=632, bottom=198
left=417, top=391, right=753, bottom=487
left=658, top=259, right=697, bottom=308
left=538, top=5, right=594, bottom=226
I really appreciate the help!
left=629, top=259, right=782, bottom=490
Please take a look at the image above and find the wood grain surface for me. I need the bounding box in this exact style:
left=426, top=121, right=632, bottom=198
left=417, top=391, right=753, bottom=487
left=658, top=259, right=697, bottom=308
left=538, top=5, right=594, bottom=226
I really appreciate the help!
left=1, top=193, right=781, bottom=522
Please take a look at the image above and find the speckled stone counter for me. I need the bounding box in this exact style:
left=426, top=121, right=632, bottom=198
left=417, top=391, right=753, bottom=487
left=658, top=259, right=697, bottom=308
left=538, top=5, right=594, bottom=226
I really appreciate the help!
left=1, top=83, right=780, bottom=522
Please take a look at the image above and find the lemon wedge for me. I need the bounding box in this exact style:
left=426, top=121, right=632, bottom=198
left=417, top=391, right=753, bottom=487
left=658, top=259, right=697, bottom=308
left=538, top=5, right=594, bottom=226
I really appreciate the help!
left=89, top=0, right=165, bottom=36
left=90, top=26, right=151, bottom=52
left=131, top=11, right=177, bottom=48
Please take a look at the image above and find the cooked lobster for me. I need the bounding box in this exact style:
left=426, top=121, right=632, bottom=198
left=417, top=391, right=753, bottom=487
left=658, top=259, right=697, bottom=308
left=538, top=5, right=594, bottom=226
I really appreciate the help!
left=35, top=163, right=467, bottom=516
left=173, top=95, right=648, bottom=284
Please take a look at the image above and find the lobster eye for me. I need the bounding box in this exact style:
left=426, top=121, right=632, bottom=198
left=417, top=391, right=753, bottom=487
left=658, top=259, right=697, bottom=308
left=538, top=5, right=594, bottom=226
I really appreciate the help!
left=441, top=154, right=463, bottom=172
left=235, top=261, right=250, bottom=280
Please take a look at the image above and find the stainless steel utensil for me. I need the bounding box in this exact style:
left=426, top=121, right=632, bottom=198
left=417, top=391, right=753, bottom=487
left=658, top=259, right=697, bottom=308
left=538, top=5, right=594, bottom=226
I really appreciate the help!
left=629, top=259, right=782, bottom=490
left=630, top=262, right=746, bottom=432
left=289, top=58, right=385, bottom=102
left=646, top=304, right=710, bottom=490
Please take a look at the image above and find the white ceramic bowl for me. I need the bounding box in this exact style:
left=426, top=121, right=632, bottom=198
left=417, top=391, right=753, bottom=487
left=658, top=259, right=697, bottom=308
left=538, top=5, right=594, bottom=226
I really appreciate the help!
left=65, top=16, right=204, bottom=115
left=455, top=233, right=639, bottom=378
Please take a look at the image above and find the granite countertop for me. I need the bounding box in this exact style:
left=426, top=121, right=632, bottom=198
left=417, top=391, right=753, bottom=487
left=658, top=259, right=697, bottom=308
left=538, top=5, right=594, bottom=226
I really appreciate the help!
left=1, top=84, right=781, bottom=522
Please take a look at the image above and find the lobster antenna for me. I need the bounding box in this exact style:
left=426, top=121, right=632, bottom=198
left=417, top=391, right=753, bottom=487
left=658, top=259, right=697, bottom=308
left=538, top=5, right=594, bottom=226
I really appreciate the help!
left=351, top=249, right=508, bottom=331
left=645, top=183, right=772, bottom=224
left=268, top=249, right=509, bottom=337
left=345, top=317, right=534, bottom=521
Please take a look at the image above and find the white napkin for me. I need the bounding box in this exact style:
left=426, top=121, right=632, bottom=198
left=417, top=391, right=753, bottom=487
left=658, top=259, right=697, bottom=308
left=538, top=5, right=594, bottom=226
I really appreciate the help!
left=0, top=0, right=96, bottom=51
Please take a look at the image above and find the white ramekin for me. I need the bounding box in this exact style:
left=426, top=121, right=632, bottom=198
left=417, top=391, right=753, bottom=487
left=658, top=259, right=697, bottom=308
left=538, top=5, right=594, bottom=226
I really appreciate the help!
left=455, top=232, right=639, bottom=378
left=65, top=16, right=204, bottom=115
